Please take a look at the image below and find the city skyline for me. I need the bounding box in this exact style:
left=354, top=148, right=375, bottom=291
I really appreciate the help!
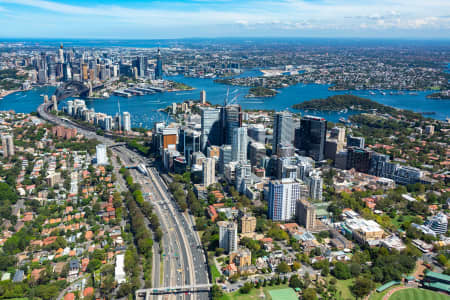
left=0, top=0, right=449, bottom=39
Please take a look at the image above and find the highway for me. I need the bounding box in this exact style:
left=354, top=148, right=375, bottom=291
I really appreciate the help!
left=38, top=101, right=210, bottom=300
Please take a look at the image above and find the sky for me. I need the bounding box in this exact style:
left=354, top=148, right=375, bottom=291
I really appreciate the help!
left=0, top=0, right=449, bottom=39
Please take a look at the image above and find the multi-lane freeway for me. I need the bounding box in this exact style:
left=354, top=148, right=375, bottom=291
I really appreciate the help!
left=37, top=101, right=210, bottom=300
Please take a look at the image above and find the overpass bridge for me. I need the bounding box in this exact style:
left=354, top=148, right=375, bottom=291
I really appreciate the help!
left=136, top=284, right=212, bottom=299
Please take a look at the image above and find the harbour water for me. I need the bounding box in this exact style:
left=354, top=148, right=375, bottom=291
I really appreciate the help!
left=1, top=72, right=449, bottom=128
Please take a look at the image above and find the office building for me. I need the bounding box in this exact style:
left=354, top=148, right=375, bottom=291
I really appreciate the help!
left=248, top=124, right=266, bottom=143
left=200, top=90, right=206, bottom=104
left=235, top=161, right=252, bottom=194
left=114, top=113, right=122, bottom=131
left=52, top=95, right=58, bottom=112
left=96, top=144, right=108, bottom=165
left=231, top=127, right=248, bottom=162
left=268, top=179, right=301, bottom=221
left=324, top=139, right=339, bottom=161
left=200, top=107, right=221, bottom=151
left=272, top=111, right=294, bottom=155
left=347, top=135, right=365, bottom=149
left=346, top=147, right=372, bottom=173
left=222, top=105, right=242, bottom=145
left=179, top=127, right=201, bottom=165
left=2, top=135, right=14, bottom=157
left=219, top=145, right=232, bottom=173
left=122, top=112, right=131, bottom=132
left=295, top=115, right=327, bottom=161
left=218, top=221, right=238, bottom=253
left=248, top=142, right=266, bottom=167
left=202, top=157, right=216, bottom=187
left=155, top=49, right=163, bottom=79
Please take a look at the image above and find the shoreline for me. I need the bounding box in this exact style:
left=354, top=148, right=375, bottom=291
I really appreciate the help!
left=0, top=89, right=21, bottom=99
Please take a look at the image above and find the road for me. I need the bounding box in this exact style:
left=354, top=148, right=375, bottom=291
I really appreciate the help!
left=38, top=102, right=210, bottom=300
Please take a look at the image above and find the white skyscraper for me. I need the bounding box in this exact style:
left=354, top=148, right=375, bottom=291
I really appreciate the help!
left=123, top=112, right=131, bottom=132
left=232, top=127, right=248, bottom=162
left=268, top=179, right=301, bottom=221
left=96, top=144, right=108, bottom=165
left=202, top=157, right=216, bottom=187
left=2, top=135, right=14, bottom=158
left=218, top=221, right=238, bottom=253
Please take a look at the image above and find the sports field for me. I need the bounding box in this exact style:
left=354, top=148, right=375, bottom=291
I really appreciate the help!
left=268, top=288, right=297, bottom=300
left=389, top=288, right=449, bottom=300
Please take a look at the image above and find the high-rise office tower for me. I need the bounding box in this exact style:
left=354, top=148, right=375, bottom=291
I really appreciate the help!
left=296, top=115, right=327, bottom=161
left=155, top=48, right=163, bottom=79
left=346, top=147, right=372, bottom=173
left=200, top=90, right=206, bottom=104
left=82, top=64, right=89, bottom=81
left=96, top=144, right=108, bottom=165
left=52, top=95, right=58, bottom=112
left=200, top=107, right=221, bottom=151
left=2, top=135, right=14, bottom=158
left=231, top=127, right=248, bottom=162
left=268, top=179, right=301, bottom=221
left=248, top=124, right=266, bottom=143
left=218, top=221, right=238, bottom=253
left=122, top=112, right=131, bottom=132
left=202, top=157, right=216, bottom=187
left=114, top=113, right=122, bottom=132
left=248, top=141, right=266, bottom=167
left=58, top=44, right=64, bottom=63
left=222, top=105, right=242, bottom=145
left=272, top=111, right=294, bottom=155
left=219, top=145, right=232, bottom=173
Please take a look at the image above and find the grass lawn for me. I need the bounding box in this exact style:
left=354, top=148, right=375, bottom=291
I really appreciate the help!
left=389, top=288, right=449, bottom=300
left=369, top=286, right=397, bottom=300
left=391, top=215, right=415, bottom=229
left=210, top=261, right=221, bottom=283
left=335, top=279, right=355, bottom=300
left=220, top=284, right=292, bottom=300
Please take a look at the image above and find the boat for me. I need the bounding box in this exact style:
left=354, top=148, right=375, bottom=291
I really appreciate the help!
left=381, top=91, right=386, bottom=96
left=339, top=117, right=347, bottom=123
left=369, top=91, right=376, bottom=95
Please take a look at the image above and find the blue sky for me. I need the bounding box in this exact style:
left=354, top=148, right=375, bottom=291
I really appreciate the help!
left=0, top=0, right=449, bottom=39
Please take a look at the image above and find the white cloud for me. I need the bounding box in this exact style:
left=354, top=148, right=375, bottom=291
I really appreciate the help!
left=0, top=0, right=449, bottom=36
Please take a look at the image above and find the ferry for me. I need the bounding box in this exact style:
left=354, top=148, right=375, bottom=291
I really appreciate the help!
left=339, top=117, right=348, bottom=124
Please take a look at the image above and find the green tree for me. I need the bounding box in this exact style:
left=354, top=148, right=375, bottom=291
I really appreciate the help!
left=351, top=277, right=375, bottom=299
left=303, top=288, right=317, bottom=300
left=211, top=284, right=224, bottom=299
left=277, top=261, right=291, bottom=273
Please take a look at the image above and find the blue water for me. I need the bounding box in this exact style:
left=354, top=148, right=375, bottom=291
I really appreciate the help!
left=1, top=73, right=449, bottom=128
